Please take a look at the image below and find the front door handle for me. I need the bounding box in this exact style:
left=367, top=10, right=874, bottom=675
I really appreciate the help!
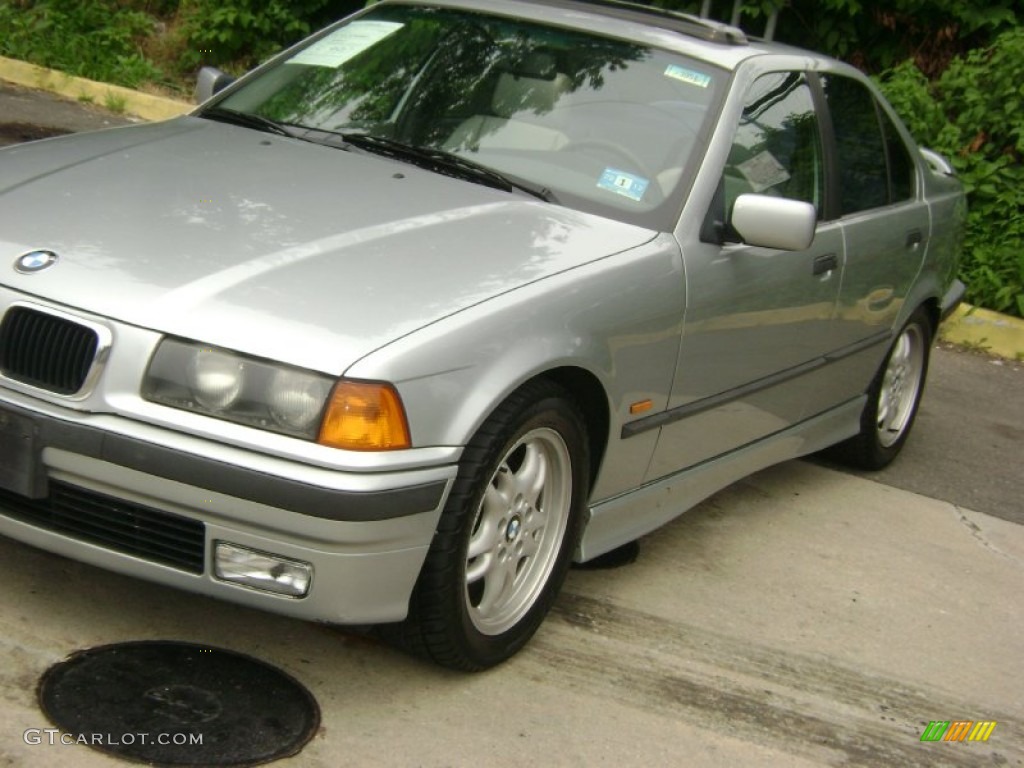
left=906, top=229, right=924, bottom=250
left=812, top=252, right=838, bottom=276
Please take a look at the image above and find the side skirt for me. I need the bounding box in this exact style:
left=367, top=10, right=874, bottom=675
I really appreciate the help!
left=577, top=396, right=865, bottom=561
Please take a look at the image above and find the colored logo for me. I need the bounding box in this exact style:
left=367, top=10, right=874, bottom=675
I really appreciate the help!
left=14, top=250, right=59, bottom=274
left=921, top=720, right=997, bottom=742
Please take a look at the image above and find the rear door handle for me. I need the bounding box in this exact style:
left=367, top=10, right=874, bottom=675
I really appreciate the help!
left=906, top=229, right=923, bottom=250
left=812, top=252, right=838, bottom=276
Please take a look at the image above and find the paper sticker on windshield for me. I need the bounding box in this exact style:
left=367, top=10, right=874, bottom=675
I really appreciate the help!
left=597, top=168, right=650, bottom=202
left=664, top=65, right=711, bottom=88
left=287, top=21, right=403, bottom=68
left=736, top=151, right=791, bottom=193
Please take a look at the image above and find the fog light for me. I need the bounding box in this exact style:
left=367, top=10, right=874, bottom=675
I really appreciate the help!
left=214, top=542, right=312, bottom=597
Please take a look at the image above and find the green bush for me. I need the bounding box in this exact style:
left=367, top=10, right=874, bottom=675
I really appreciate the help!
left=180, top=0, right=336, bottom=72
left=655, top=0, right=1019, bottom=74
left=878, top=28, right=1024, bottom=317
left=0, top=0, right=163, bottom=88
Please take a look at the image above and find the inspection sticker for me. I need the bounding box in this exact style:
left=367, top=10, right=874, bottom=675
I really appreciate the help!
left=597, top=168, right=650, bottom=202
left=664, top=64, right=712, bottom=88
left=288, top=21, right=404, bottom=68
left=736, top=150, right=790, bottom=193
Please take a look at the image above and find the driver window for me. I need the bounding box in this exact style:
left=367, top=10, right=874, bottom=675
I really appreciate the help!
left=705, top=71, right=822, bottom=243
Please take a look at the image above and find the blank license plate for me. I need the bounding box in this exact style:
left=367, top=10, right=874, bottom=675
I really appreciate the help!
left=0, top=407, right=42, bottom=498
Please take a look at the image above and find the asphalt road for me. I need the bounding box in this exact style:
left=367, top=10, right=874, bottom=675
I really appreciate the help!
left=818, top=342, right=1023, bottom=526
left=0, top=80, right=1021, bottom=768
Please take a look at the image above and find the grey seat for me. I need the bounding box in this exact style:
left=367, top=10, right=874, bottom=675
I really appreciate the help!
left=445, top=56, right=571, bottom=152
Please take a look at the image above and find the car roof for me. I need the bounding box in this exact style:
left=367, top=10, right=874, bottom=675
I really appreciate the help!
left=522, top=0, right=750, bottom=45
left=380, top=0, right=837, bottom=72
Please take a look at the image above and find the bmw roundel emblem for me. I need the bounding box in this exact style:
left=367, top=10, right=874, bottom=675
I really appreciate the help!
left=14, top=249, right=59, bottom=274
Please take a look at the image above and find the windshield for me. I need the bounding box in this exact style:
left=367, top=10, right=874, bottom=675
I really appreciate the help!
left=209, top=4, right=726, bottom=229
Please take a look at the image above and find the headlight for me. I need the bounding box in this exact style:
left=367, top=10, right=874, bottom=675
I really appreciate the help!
left=143, top=339, right=332, bottom=439
left=186, top=348, right=245, bottom=411
left=140, top=339, right=407, bottom=454
left=268, top=369, right=330, bottom=432
left=142, top=338, right=410, bottom=449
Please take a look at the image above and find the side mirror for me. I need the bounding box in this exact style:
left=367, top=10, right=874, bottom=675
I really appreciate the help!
left=195, top=67, right=236, bottom=104
left=920, top=147, right=955, bottom=176
left=730, top=194, right=816, bottom=251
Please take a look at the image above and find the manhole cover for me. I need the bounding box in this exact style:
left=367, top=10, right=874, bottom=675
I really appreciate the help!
left=38, top=641, right=320, bottom=766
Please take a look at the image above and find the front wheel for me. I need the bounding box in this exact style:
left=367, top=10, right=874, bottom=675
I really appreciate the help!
left=386, top=380, right=589, bottom=671
left=830, top=307, right=933, bottom=470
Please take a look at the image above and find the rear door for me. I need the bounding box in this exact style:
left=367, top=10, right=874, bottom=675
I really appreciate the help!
left=817, top=73, right=930, bottom=401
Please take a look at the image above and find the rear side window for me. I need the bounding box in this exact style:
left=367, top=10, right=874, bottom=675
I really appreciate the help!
left=821, top=75, right=915, bottom=215
left=881, top=109, right=915, bottom=202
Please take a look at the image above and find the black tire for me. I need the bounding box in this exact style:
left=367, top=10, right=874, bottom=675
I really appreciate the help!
left=384, top=379, right=589, bottom=671
left=829, top=307, right=933, bottom=470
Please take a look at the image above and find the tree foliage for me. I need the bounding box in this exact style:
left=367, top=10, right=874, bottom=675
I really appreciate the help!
left=877, top=29, right=1024, bottom=317
left=0, top=0, right=162, bottom=88
left=179, top=0, right=352, bottom=71
left=655, top=0, right=1020, bottom=75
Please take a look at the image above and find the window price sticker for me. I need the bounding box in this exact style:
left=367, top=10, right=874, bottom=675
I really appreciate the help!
left=288, top=21, right=404, bottom=68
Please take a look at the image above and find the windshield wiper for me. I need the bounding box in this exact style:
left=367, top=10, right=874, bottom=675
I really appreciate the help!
left=340, top=133, right=557, bottom=203
left=201, top=107, right=299, bottom=138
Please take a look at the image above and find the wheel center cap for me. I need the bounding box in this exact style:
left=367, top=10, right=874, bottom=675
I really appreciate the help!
left=505, top=517, right=522, bottom=542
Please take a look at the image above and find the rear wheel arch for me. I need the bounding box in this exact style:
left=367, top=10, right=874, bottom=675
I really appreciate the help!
left=921, top=297, right=941, bottom=337
left=828, top=304, right=934, bottom=470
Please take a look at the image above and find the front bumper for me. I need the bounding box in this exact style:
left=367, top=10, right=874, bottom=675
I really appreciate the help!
left=0, top=396, right=456, bottom=624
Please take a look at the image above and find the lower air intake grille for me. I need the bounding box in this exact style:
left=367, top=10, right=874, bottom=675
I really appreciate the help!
left=0, top=482, right=205, bottom=574
left=0, top=306, right=100, bottom=395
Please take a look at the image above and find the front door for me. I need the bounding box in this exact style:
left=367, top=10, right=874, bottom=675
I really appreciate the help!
left=647, top=70, right=843, bottom=478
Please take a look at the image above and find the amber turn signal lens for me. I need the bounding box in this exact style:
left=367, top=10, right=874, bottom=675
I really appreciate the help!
left=629, top=399, right=654, bottom=415
left=318, top=381, right=411, bottom=451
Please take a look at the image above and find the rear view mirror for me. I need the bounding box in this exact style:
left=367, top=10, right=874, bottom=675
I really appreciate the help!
left=731, top=194, right=816, bottom=251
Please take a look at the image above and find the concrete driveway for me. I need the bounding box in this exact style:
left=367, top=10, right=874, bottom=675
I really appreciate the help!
left=1, top=81, right=1022, bottom=768
left=2, top=461, right=1021, bottom=767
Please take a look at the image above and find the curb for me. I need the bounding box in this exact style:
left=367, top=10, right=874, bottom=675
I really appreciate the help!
left=0, top=55, right=191, bottom=121
left=940, top=304, right=1024, bottom=360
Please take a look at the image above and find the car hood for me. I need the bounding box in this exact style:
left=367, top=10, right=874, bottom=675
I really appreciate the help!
left=0, top=118, right=656, bottom=373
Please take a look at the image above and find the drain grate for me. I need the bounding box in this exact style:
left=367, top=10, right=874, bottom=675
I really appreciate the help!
left=38, top=641, right=320, bottom=767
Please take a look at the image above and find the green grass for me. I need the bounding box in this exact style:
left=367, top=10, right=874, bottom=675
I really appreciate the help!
left=102, top=92, right=127, bottom=113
